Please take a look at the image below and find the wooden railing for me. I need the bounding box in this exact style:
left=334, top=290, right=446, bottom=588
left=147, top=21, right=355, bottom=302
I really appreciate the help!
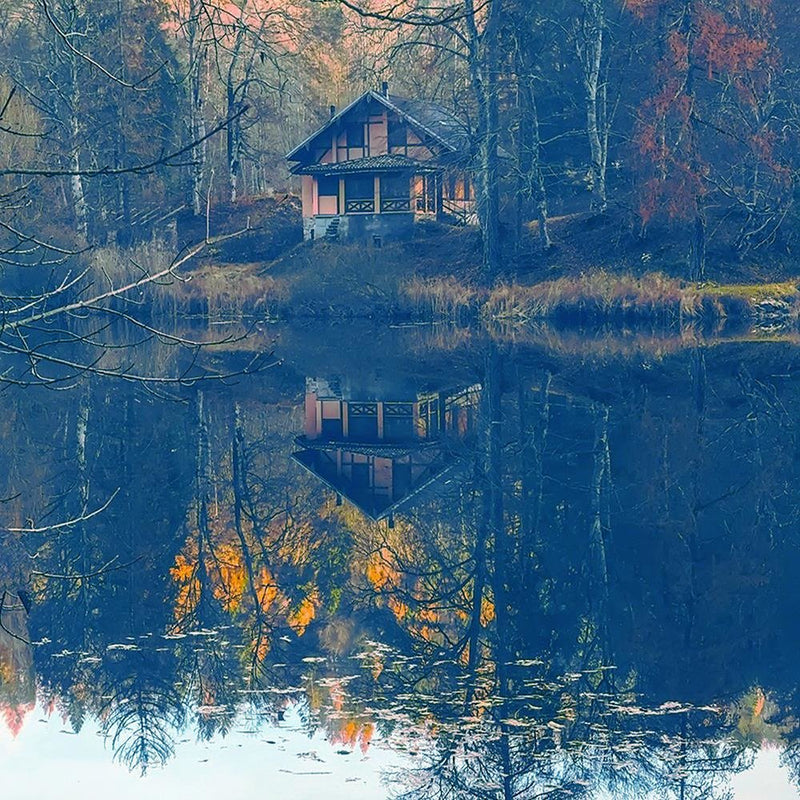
left=349, top=403, right=378, bottom=416
left=345, top=199, right=375, bottom=213
left=380, top=197, right=411, bottom=212
left=383, top=402, right=414, bottom=417
left=441, top=198, right=470, bottom=225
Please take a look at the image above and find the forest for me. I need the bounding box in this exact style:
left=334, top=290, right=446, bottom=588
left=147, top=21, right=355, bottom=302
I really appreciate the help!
left=1, top=0, right=800, bottom=284
left=3, top=3, right=800, bottom=799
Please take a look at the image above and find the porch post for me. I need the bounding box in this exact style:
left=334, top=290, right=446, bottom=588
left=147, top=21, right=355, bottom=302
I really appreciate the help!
left=373, top=175, right=381, bottom=213
left=338, top=178, right=345, bottom=215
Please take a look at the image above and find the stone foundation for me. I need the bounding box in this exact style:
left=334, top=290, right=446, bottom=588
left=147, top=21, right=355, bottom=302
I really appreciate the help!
left=304, top=213, right=415, bottom=243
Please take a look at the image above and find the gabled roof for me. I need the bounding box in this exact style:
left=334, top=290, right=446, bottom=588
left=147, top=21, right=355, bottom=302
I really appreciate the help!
left=292, top=154, right=437, bottom=176
left=286, top=89, right=470, bottom=163
left=292, top=444, right=455, bottom=522
left=384, top=94, right=471, bottom=154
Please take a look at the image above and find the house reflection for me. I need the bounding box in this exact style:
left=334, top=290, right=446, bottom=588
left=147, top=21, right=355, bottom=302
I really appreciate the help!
left=292, top=377, right=480, bottom=521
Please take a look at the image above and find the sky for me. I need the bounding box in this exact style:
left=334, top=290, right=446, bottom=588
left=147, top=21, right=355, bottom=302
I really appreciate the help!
left=1, top=703, right=798, bottom=800
left=0, top=703, right=404, bottom=800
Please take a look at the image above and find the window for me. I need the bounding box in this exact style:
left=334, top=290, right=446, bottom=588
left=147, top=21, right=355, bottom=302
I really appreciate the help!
left=387, top=113, right=407, bottom=148
left=345, top=175, right=374, bottom=200
left=380, top=174, right=411, bottom=212
left=380, top=174, right=410, bottom=199
left=351, top=461, right=370, bottom=489
left=318, top=175, right=338, bottom=196
left=348, top=122, right=365, bottom=148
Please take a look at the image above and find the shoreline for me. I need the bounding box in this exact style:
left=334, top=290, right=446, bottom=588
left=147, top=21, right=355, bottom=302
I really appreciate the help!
left=152, top=208, right=800, bottom=328
left=180, top=258, right=800, bottom=329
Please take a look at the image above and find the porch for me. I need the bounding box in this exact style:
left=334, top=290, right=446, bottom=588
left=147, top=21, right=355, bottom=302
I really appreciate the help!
left=298, top=155, right=442, bottom=241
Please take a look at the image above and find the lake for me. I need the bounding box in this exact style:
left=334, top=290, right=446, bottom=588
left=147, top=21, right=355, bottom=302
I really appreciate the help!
left=2, top=320, right=800, bottom=799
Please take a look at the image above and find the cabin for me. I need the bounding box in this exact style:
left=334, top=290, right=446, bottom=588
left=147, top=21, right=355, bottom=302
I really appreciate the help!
left=292, top=377, right=480, bottom=521
left=286, top=84, right=476, bottom=243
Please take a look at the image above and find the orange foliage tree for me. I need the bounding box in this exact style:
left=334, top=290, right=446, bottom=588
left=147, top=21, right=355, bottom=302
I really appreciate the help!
left=631, top=0, right=793, bottom=270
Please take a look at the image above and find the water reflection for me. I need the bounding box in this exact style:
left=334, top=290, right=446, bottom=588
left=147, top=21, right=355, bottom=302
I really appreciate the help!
left=293, top=376, right=481, bottom=521
left=2, top=326, right=800, bottom=797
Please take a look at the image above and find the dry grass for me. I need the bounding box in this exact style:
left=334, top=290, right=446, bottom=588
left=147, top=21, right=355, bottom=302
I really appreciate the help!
left=484, top=271, right=800, bottom=326
left=175, top=262, right=289, bottom=319
left=487, top=319, right=800, bottom=360
left=89, top=241, right=289, bottom=322
left=88, top=237, right=800, bottom=330
left=485, top=271, right=688, bottom=322
left=400, top=275, right=484, bottom=321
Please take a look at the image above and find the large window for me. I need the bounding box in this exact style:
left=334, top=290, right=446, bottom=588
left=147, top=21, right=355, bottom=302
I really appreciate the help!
left=387, top=113, right=407, bottom=149
left=344, top=174, right=375, bottom=213
left=348, top=122, right=366, bottom=148
left=345, top=175, right=373, bottom=199
left=380, top=174, right=411, bottom=212
left=318, top=175, right=338, bottom=196
left=380, top=174, right=409, bottom=199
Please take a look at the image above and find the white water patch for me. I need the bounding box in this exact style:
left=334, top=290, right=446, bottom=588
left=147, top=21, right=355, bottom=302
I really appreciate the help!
left=0, top=702, right=411, bottom=800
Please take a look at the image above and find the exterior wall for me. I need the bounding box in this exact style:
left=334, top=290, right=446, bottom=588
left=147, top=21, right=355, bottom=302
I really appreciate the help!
left=301, top=176, right=315, bottom=218
left=304, top=390, right=318, bottom=438
left=391, top=130, right=433, bottom=161
left=319, top=196, right=338, bottom=215
left=369, top=111, right=388, bottom=155
left=374, top=457, right=392, bottom=498
left=316, top=114, right=438, bottom=163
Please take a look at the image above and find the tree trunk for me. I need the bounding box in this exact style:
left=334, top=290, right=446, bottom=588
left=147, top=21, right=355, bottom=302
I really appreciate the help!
left=578, top=0, right=607, bottom=213
left=465, top=0, right=504, bottom=280
left=67, top=61, right=88, bottom=241
left=516, top=38, right=550, bottom=250
left=689, top=212, right=706, bottom=281
left=227, top=83, right=240, bottom=205
left=187, top=0, right=207, bottom=216
left=481, top=1, right=503, bottom=278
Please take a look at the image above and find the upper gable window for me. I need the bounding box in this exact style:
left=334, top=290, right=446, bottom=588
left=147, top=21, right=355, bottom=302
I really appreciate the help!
left=387, top=113, right=407, bottom=148
left=348, top=122, right=366, bottom=148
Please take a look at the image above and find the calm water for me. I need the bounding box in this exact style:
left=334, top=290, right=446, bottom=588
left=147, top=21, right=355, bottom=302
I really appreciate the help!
left=2, top=321, right=800, bottom=799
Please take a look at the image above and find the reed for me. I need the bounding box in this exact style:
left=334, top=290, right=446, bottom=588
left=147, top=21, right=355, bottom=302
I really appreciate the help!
left=400, top=275, right=483, bottom=321
left=484, top=271, right=800, bottom=325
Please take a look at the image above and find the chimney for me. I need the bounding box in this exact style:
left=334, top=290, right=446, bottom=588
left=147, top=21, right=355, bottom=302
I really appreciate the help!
left=329, top=104, right=336, bottom=118
left=381, top=81, right=389, bottom=98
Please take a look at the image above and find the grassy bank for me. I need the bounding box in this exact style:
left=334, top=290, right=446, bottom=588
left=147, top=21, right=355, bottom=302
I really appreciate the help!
left=152, top=208, right=800, bottom=327
left=480, top=273, right=800, bottom=326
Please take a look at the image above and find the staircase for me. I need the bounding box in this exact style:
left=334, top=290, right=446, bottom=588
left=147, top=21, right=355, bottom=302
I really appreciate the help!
left=440, top=199, right=470, bottom=226
left=324, top=216, right=340, bottom=241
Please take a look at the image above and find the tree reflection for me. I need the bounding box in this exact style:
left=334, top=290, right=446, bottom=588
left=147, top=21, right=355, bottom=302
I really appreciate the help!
left=2, top=331, right=800, bottom=792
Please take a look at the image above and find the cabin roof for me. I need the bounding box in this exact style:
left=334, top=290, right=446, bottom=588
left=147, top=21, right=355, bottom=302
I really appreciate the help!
left=294, top=436, right=437, bottom=457
left=286, top=89, right=470, bottom=163
left=291, top=154, right=438, bottom=176
left=291, top=445, right=455, bottom=521
left=384, top=94, right=470, bottom=153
